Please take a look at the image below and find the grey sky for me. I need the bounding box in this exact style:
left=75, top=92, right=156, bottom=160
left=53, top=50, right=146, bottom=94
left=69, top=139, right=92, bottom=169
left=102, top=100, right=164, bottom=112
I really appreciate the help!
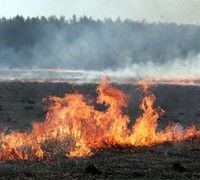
left=0, top=0, right=199, bottom=24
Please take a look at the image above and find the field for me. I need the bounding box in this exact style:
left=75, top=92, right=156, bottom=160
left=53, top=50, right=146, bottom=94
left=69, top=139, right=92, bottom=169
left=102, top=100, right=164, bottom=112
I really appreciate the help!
left=0, top=82, right=200, bottom=179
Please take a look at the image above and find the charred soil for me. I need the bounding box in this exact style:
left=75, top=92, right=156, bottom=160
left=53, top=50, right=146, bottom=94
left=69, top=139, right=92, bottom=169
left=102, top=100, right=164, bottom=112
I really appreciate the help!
left=0, top=82, right=200, bottom=179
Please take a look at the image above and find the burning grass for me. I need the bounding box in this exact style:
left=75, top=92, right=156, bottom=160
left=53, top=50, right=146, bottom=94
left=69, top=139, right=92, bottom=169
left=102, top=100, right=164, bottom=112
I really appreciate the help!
left=0, top=77, right=200, bottom=161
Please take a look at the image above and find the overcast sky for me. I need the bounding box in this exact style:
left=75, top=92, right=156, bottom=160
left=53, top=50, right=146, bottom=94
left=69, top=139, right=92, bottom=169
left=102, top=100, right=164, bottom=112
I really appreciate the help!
left=0, top=0, right=199, bottom=24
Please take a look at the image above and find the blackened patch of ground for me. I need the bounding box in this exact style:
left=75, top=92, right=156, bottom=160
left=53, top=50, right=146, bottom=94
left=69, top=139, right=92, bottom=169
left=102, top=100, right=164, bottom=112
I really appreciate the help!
left=0, top=141, right=200, bottom=179
left=0, top=82, right=200, bottom=179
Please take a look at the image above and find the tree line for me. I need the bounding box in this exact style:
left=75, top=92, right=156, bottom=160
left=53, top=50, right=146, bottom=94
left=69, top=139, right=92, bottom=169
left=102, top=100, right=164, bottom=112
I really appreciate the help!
left=0, top=15, right=199, bottom=70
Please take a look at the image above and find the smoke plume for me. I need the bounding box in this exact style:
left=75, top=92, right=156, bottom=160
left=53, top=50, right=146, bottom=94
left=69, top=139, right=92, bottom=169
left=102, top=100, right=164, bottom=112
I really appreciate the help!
left=0, top=16, right=200, bottom=80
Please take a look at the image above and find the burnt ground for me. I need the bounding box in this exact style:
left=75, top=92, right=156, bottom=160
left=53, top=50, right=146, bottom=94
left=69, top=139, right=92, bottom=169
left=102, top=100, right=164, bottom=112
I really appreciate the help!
left=0, top=82, right=200, bottom=179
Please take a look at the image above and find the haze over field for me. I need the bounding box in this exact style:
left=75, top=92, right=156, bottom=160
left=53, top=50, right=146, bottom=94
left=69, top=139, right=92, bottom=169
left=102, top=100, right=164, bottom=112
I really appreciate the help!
left=0, top=0, right=199, bottom=80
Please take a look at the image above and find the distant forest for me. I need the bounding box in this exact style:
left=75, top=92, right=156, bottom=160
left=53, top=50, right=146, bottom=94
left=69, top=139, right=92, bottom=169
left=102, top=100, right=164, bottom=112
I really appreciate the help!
left=0, top=15, right=200, bottom=70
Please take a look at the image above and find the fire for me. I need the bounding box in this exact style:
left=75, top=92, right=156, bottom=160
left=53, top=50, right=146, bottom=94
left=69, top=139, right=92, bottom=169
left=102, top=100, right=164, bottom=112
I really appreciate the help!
left=0, top=77, right=200, bottom=160
left=154, top=78, right=198, bottom=86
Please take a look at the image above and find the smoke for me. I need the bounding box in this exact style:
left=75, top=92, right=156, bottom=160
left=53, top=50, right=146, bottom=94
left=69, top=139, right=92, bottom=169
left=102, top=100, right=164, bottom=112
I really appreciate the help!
left=109, top=54, right=200, bottom=79
left=0, top=16, right=200, bottom=80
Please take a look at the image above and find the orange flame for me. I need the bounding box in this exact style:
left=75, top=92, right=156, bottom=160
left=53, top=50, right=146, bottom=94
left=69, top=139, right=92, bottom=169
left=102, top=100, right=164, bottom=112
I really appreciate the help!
left=0, top=77, right=200, bottom=160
